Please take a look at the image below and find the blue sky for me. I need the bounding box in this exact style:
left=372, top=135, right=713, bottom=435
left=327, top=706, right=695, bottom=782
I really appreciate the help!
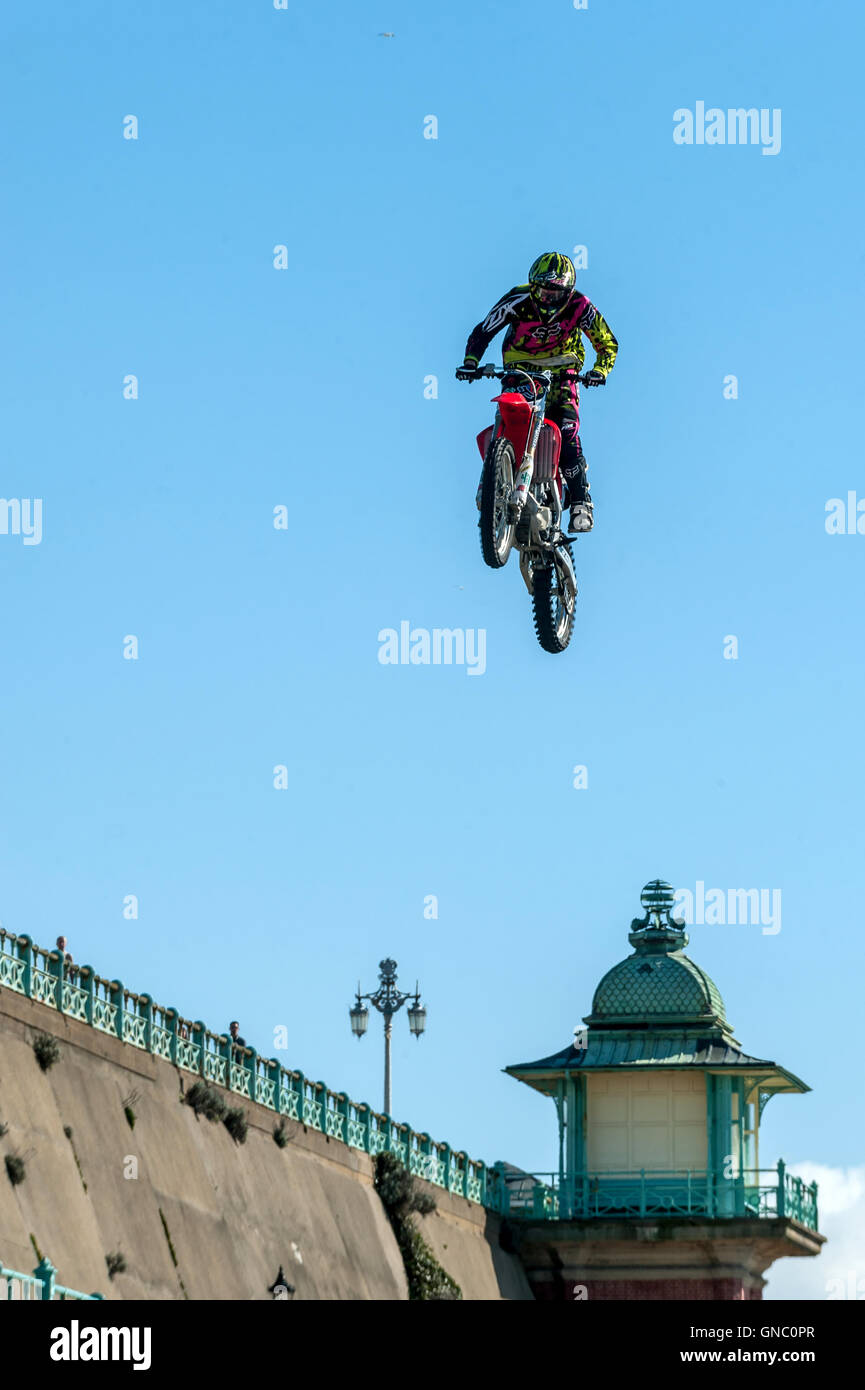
left=2, top=0, right=864, bottom=1296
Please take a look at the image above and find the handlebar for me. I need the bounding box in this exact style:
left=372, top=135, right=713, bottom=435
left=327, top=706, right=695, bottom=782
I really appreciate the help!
left=506, top=355, right=583, bottom=371
left=457, top=360, right=594, bottom=385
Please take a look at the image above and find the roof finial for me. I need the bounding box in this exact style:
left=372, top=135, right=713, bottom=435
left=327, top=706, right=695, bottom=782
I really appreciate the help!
left=629, top=879, right=688, bottom=951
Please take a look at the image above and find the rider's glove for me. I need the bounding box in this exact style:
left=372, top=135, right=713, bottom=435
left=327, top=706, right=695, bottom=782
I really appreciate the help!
left=456, top=358, right=480, bottom=381
left=583, top=369, right=606, bottom=387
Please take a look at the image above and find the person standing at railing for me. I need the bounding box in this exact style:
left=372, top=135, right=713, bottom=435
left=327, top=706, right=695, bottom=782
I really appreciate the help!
left=228, top=1020, right=246, bottom=1062
left=55, top=936, right=76, bottom=983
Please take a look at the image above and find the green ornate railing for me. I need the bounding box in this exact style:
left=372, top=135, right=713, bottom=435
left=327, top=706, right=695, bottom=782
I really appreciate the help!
left=0, top=928, right=820, bottom=1230
left=0, top=929, right=488, bottom=1206
left=0, top=1257, right=103, bottom=1301
left=485, top=1162, right=819, bottom=1231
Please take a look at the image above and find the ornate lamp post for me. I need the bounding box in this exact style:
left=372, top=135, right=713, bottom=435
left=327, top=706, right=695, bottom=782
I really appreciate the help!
left=349, top=958, right=426, bottom=1115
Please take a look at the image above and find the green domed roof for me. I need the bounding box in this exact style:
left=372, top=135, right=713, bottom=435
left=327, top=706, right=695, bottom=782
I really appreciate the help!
left=584, top=879, right=729, bottom=1030
left=506, top=877, right=809, bottom=1111
left=590, top=949, right=726, bottom=1022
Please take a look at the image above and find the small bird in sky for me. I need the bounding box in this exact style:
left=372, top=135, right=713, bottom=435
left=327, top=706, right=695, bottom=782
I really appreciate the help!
left=378, top=32, right=395, bottom=38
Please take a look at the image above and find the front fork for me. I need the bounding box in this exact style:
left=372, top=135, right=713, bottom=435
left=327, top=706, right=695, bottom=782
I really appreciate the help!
left=519, top=538, right=577, bottom=600
left=510, top=398, right=546, bottom=517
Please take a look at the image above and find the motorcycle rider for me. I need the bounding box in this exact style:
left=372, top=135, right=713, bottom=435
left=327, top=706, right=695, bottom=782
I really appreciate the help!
left=456, top=252, right=618, bottom=533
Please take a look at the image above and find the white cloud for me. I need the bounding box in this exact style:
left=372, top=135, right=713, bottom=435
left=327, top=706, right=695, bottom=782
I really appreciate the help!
left=764, top=1164, right=865, bottom=1301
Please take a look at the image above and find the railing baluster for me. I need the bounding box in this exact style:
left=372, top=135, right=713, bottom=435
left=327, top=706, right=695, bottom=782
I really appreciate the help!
left=140, top=993, right=153, bottom=1052
left=166, top=1007, right=179, bottom=1066
left=34, top=1257, right=56, bottom=1302
left=110, top=980, right=124, bottom=1040
left=17, top=933, right=32, bottom=997
left=422, top=1132, right=431, bottom=1182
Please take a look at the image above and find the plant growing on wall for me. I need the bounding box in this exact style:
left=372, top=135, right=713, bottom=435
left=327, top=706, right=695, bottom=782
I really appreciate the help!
left=157, top=1209, right=189, bottom=1300
left=223, top=1107, right=248, bottom=1145
left=63, top=1126, right=88, bottom=1192
left=184, top=1082, right=247, bottom=1144
left=273, top=1119, right=294, bottom=1148
left=5, top=1153, right=27, bottom=1187
left=184, top=1080, right=226, bottom=1123
left=122, top=1090, right=141, bottom=1130
left=105, top=1251, right=127, bottom=1281
left=32, top=1032, right=60, bottom=1071
left=373, top=1153, right=461, bottom=1301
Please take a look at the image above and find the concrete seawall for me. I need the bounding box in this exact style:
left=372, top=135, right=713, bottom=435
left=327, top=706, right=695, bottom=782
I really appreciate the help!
left=0, top=987, right=531, bottom=1300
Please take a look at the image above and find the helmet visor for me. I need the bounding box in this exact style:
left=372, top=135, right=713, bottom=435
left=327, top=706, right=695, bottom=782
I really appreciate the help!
left=533, top=281, right=568, bottom=306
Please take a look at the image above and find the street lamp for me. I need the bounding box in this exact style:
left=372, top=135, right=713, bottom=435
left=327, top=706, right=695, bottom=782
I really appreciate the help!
left=349, top=1001, right=369, bottom=1038
left=407, top=998, right=427, bottom=1037
left=349, top=958, right=426, bottom=1116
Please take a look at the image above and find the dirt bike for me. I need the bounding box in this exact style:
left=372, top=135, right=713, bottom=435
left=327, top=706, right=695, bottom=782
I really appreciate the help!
left=462, top=356, right=592, bottom=654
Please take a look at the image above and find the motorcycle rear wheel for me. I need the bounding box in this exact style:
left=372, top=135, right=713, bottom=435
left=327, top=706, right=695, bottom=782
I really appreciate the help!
left=479, top=437, right=515, bottom=569
left=532, top=545, right=577, bottom=654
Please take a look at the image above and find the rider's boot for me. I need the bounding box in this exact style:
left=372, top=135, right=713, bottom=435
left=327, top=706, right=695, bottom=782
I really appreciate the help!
left=563, top=446, right=593, bottom=534
left=568, top=497, right=594, bottom=533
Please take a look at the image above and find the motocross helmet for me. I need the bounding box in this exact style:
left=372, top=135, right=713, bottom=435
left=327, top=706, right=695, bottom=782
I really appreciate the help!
left=528, top=251, right=576, bottom=318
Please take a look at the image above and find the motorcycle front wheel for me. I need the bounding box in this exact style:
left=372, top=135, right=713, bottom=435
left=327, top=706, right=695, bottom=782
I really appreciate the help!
left=532, top=544, right=577, bottom=653
left=479, top=437, right=515, bottom=569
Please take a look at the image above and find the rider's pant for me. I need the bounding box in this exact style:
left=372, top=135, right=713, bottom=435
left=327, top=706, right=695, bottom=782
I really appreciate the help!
left=546, top=372, right=589, bottom=505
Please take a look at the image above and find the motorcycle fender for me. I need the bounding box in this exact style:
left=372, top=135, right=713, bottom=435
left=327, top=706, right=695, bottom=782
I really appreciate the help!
left=494, top=392, right=533, bottom=462
left=476, top=424, right=495, bottom=460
